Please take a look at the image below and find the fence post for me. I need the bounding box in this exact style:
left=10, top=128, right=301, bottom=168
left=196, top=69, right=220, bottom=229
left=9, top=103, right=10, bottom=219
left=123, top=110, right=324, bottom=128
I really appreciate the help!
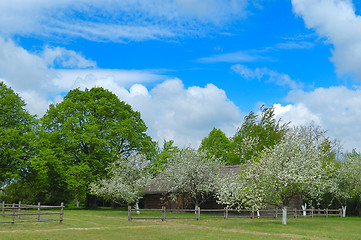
left=162, top=206, right=166, bottom=222
left=18, top=201, right=21, bottom=220
left=224, top=207, right=228, bottom=219
left=128, top=206, right=132, bottom=222
left=294, top=208, right=297, bottom=218
left=12, top=203, right=15, bottom=224
left=274, top=207, right=278, bottom=219
left=339, top=208, right=342, bottom=218
left=1, top=201, right=4, bottom=217
left=59, top=202, right=64, bottom=224
left=250, top=207, right=255, bottom=219
left=37, top=202, right=41, bottom=222
left=326, top=208, right=328, bottom=218
left=318, top=208, right=320, bottom=217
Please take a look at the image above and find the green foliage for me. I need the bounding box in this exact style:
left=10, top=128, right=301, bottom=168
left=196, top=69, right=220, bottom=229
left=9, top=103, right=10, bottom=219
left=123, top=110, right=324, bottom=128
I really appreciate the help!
left=199, top=128, right=238, bottom=165
left=153, top=139, right=180, bottom=173
left=0, top=82, right=36, bottom=185
left=34, top=87, right=155, bottom=204
left=232, top=105, right=289, bottom=163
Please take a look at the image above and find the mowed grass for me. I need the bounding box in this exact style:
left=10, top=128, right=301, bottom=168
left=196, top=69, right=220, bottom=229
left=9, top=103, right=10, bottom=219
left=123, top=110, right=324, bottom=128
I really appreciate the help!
left=0, top=208, right=360, bottom=240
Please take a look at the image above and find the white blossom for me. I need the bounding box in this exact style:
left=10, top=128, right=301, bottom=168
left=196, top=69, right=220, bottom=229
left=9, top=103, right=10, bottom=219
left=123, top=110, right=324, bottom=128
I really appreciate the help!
left=90, top=153, right=152, bottom=205
left=156, top=148, right=224, bottom=208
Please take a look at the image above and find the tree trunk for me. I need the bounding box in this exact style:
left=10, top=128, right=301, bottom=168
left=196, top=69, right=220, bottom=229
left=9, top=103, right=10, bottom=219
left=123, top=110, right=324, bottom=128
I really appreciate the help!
left=342, top=206, right=347, bottom=217
left=135, top=201, right=140, bottom=215
left=282, top=206, right=287, bottom=225
left=76, top=200, right=80, bottom=208
left=302, top=203, right=307, bottom=217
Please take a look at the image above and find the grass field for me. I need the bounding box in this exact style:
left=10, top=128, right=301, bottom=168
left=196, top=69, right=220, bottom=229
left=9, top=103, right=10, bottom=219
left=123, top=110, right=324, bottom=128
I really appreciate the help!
left=0, top=208, right=360, bottom=240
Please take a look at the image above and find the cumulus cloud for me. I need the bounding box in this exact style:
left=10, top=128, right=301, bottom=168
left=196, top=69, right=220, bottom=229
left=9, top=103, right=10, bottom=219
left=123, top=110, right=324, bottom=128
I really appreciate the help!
left=120, top=79, right=243, bottom=147
left=0, top=37, right=168, bottom=116
left=273, top=86, right=361, bottom=151
left=273, top=103, right=321, bottom=126
left=292, top=0, right=361, bottom=79
left=231, top=64, right=303, bottom=89
left=0, top=37, right=241, bottom=147
left=0, top=0, right=248, bottom=41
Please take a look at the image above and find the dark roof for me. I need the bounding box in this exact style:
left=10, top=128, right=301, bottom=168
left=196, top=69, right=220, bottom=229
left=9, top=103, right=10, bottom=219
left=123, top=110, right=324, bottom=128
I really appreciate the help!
left=142, top=164, right=241, bottom=194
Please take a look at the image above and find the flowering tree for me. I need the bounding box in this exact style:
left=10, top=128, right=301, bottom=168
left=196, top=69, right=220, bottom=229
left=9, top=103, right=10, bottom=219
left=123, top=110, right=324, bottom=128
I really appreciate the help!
left=156, top=148, right=224, bottom=209
left=90, top=154, right=153, bottom=208
left=333, top=151, right=361, bottom=217
left=217, top=125, right=335, bottom=224
left=216, top=162, right=266, bottom=211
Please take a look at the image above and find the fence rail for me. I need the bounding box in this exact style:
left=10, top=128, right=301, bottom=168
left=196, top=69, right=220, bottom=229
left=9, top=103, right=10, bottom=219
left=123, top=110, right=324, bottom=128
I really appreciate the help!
left=128, top=206, right=343, bottom=222
left=1, top=201, right=64, bottom=224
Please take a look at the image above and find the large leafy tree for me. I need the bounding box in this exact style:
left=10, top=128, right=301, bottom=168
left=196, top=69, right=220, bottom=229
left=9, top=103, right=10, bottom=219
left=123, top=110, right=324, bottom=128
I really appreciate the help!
left=0, top=82, right=36, bottom=186
left=156, top=148, right=224, bottom=209
left=39, top=87, right=155, bottom=204
left=199, top=128, right=238, bottom=165
left=232, top=106, right=289, bottom=163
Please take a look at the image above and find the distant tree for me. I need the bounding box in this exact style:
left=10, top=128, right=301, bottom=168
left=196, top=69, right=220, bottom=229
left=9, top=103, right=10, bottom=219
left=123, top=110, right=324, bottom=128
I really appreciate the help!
left=39, top=87, right=156, bottom=205
left=199, top=128, right=238, bottom=165
left=90, top=154, right=153, bottom=207
left=0, top=82, right=36, bottom=186
left=232, top=105, right=289, bottom=163
left=156, top=148, right=224, bottom=209
left=154, top=139, right=180, bottom=172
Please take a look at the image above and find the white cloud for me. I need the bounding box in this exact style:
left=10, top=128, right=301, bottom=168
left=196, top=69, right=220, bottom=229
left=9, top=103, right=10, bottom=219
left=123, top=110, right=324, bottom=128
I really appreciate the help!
left=0, top=38, right=51, bottom=92
left=274, top=41, right=314, bottom=50
left=274, top=86, right=361, bottom=151
left=52, top=69, right=167, bottom=92
left=292, top=0, right=361, bottom=79
left=120, top=79, right=243, bottom=147
left=0, top=37, right=241, bottom=147
left=42, top=46, right=96, bottom=69
left=0, top=37, right=168, bottom=116
left=231, top=64, right=303, bottom=89
left=0, top=0, right=248, bottom=41
left=197, top=51, right=266, bottom=63
left=273, top=103, right=321, bottom=126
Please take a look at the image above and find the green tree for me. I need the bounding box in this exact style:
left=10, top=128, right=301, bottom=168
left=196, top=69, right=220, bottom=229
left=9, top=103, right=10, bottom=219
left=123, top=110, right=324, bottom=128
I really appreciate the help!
left=232, top=105, right=289, bottom=163
left=154, top=139, right=180, bottom=172
left=0, top=82, right=36, bottom=186
left=39, top=87, right=155, bottom=205
left=199, top=128, right=237, bottom=165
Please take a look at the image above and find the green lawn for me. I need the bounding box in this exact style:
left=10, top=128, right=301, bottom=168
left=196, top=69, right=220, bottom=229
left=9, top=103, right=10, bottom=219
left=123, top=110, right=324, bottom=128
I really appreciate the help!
left=0, top=209, right=359, bottom=240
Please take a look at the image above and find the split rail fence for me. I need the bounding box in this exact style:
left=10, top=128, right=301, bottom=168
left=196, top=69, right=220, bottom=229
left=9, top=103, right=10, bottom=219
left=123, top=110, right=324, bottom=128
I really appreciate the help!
left=1, top=201, right=64, bottom=224
left=128, top=206, right=343, bottom=222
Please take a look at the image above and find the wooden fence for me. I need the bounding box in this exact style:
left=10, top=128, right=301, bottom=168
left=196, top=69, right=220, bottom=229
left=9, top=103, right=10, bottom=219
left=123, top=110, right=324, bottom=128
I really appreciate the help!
left=1, top=201, right=64, bottom=224
left=128, top=206, right=343, bottom=222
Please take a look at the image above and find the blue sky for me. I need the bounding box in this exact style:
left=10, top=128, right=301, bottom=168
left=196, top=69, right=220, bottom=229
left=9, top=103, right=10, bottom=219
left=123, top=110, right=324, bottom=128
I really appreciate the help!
left=1, top=0, right=361, bottom=151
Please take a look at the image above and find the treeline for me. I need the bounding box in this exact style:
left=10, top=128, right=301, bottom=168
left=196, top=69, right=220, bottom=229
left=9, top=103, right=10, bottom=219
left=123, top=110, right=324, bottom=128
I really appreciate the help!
left=0, top=82, right=360, bottom=216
